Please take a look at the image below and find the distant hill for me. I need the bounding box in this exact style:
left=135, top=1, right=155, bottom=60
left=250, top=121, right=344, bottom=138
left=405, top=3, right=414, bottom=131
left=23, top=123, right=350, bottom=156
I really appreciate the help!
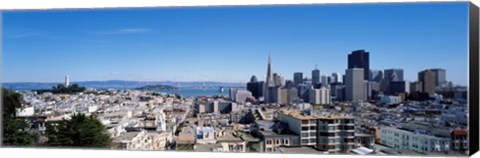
left=2, top=80, right=245, bottom=91
left=134, top=85, right=178, bottom=91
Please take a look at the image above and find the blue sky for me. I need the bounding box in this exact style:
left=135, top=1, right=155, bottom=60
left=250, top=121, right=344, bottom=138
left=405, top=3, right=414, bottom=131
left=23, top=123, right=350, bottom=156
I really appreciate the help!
left=2, top=2, right=469, bottom=85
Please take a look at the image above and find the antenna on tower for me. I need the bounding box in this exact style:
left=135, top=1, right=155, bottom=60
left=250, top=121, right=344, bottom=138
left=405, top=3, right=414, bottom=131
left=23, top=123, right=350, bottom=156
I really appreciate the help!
left=315, top=64, right=318, bottom=69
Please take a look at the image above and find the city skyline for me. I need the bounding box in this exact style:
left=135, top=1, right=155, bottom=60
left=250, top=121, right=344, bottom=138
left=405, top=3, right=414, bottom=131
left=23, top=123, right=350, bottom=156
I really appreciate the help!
left=2, top=2, right=469, bottom=85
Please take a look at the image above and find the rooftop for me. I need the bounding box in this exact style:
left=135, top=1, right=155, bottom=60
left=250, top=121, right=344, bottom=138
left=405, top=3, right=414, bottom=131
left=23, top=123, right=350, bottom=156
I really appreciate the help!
left=114, top=131, right=141, bottom=142
left=279, top=109, right=353, bottom=120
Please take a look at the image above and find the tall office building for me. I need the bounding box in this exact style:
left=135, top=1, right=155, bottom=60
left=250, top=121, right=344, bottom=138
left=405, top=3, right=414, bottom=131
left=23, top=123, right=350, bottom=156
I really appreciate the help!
left=321, top=75, right=329, bottom=87
left=65, top=75, right=70, bottom=87
left=430, top=68, right=446, bottom=87
left=287, top=87, right=299, bottom=104
left=418, top=70, right=436, bottom=95
left=348, top=50, right=370, bottom=80
left=370, top=70, right=383, bottom=83
left=389, top=81, right=407, bottom=95
left=247, top=75, right=265, bottom=100
left=384, top=69, right=404, bottom=82
left=274, top=74, right=285, bottom=87
left=297, top=84, right=312, bottom=102
left=294, top=72, right=303, bottom=85
left=310, top=87, right=331, bottom=105
left=285, top=80, right=295, bottom=88
left=381, top=69, right=404, bottom=93
left=331, top=73, right=341, bottom=83
left=268, top=86, right=282, bottom=104
left=265, top=54, right=275, bottom=103
left=312, top=66, right=321, bottom=85
left=346, top=68, right=366, bottom=101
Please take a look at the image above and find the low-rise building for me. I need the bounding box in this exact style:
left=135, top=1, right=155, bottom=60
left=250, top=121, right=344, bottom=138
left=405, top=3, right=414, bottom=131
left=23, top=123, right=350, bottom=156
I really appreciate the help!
left=112, top=130, right=152, bottom=150
left=380, top=126, right=450, bottom=154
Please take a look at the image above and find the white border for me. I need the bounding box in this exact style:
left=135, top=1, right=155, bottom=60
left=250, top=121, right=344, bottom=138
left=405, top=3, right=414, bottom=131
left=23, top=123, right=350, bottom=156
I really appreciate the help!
left=0, top=0, right=478, bottom=158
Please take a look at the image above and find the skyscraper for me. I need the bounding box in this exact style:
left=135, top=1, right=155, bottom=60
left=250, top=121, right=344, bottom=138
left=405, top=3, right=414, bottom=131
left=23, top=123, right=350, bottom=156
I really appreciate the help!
left=274, top=73, right=285, bottom=87
left=369, top=70, right=384, bottom=83
left=430, top=68, right=447, bottom=87
left=346, top=68, right=366, bottom=101
left=265, top=54, right=275, bottom=103
left=65, top=75, right=70, bottom=87
left=381, top=69, right=404, bottom=94
left=331, top=73, right=341, bottom=83
left=312, top=65, right=321, bottom=85
left=321, top=75, right=328, bottom=87
left=348, top=50, right=370, bottom=80
left=294, top=72, right=303, bottom=85
left=418, top=70, right=436, bottom=95
left=247, top=75, right=265, bottom=100
left=384, top=69, right=404, bottom=82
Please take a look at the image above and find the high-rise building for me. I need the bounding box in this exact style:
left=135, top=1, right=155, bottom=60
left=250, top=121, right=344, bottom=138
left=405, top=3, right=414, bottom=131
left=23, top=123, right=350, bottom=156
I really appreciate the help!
left=287, top=87, right=299, bottom=104
left=310, top=87, right=331, bottom=105
left=285, top=80, right=295, bottom=89
left=369, top=70, right=383, bottom=83
left=346, top=68, right=366, bottom=101
left=381, top=69, right=404, bottom=93
left=321, top=75, right=328, bottom=87
left=265, top=54, right=275, bottom=103
left=312, top=66, right=321, bottom=85
left=331, top=73, right=341, bottom=83
left=247, top=75, right=265, bottom=100
left=348, top=50, right=370, bottom=80
left=274, top=74, right=285, bottom=87
left=280, top=88, right=289, bottom=105
left=268, top=86, right=282, bottom=104
left=409, top=81, right=423, bottom=93
left=418, top=70, right=436, bottom=95
left=430, top=68, right=447, bottom=87
left=297, top=84, right=312, bottom=103
left=294, top=72, right=303, bottom=85
left=389, top=81, right=407, bottom=95
left=384, top=69, right=404, bottom=82
left=65, top=75, right=70, bottom=87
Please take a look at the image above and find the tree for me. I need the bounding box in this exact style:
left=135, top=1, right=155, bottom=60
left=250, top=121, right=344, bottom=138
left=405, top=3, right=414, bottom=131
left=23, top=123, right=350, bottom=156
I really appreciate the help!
left=45, top=113, right=112, bottom=148
left=2, top=88, right=37, bottom=146
left=2, top=88, right=23, bottom=118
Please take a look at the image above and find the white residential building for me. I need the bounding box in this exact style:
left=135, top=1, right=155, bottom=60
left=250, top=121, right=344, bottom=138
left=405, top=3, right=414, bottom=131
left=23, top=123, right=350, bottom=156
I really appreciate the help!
left=113, top=130, right=153, bottom=150
left=310, top=87, right=331, bottom=105
left=380, top=126, right=450, bottom=154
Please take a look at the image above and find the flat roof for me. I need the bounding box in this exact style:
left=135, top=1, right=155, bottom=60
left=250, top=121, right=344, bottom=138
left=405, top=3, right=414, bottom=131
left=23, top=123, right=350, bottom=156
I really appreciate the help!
left=277, top=146, right=324, bottom=154
left=114, top=131, right=140, bottom=142
left=279, top=109, right=353, bottom=120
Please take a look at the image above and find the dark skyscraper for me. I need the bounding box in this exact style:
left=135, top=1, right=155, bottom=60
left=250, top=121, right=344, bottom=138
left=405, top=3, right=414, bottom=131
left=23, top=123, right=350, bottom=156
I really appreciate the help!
left=312, top=65, right=321, bottom=85
left=348, top=50, right=370, bottom=80
left=247, top=75, right=265, bottom=99
left=294, top=72, right=303, bottom=85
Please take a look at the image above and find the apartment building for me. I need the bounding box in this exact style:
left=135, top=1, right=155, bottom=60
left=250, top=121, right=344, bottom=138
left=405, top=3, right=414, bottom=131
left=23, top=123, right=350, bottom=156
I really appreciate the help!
left=278, top=109, right=356, bottom=153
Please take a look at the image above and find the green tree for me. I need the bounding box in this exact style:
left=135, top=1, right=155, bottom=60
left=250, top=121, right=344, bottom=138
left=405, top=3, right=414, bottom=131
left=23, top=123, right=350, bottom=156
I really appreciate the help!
left=45, top=113, right=112, bottom=148
left=2, top=88, right=37, bottom=146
